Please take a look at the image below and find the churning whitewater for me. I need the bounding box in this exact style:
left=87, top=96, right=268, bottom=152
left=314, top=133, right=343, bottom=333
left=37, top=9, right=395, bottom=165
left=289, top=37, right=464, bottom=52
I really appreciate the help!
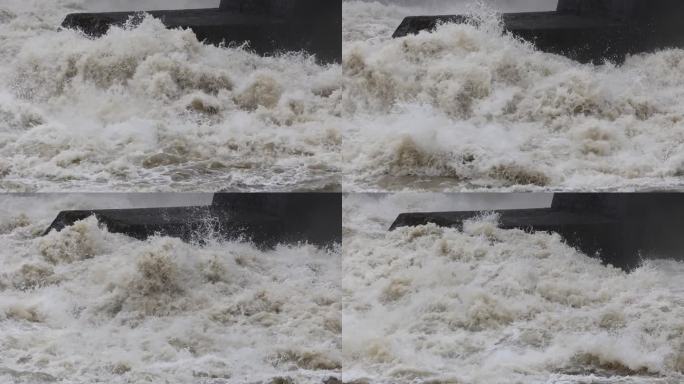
left=0, top=0, right=341, bottom=192
left=0, top=195, right=341, bottom=383
left=343, top=194, right=684, bottom=384
left=342, top=1, right=684, bottom=191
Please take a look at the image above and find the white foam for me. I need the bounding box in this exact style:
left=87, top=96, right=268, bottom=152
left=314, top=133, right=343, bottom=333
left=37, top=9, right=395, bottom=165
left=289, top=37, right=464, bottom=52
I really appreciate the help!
left=0, top=0, right=341, bottom=191
left=0, top=196, right=341, bottom=383
left=342, top=1, right=684, bottom=191
left=342, top=194, right=684, bottom=383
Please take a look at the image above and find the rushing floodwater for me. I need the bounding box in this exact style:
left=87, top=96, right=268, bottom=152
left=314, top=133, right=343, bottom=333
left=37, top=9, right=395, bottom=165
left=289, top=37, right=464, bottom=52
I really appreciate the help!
left=0, top=195, right=341, bottom=383
left=342, top=1, right=684, bottom=191
left=343, top=194, right=684, bottom=383
left=0, top=0, right=342, bottom=192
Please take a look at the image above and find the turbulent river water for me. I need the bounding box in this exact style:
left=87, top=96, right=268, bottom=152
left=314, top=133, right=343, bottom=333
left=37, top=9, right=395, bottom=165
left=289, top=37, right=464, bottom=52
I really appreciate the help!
left=3, top=0, right=684, bottom=192
left=343, top=194, right=684, bottom=383
left=342, top=0, right=684, bottom=191
left=0, top=195, right=341, bottom=383
left=0, top=0, right=342, bottom=192
left=1, top=1, right=684, bottom=383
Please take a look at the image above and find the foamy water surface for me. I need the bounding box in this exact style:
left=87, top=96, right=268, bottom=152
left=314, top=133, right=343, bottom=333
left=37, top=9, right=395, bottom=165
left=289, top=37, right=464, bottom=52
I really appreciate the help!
left=0, top=195, right=341, bottom=383
left=0, top=0, right=342, bottom=192
left=342, top=1, right=684, bottom=191
left=342, top=194, right=684, bottom=383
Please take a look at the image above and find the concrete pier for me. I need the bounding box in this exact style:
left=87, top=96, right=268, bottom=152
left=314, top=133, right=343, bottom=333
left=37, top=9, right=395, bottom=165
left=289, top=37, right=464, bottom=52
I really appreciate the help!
left=45, top=193, right=342, bottom=248
left=391, top=194, right=684, bottom=271
left=393, top=0, right=684, bottom=64
left=62, top=0, right=341, bottom=64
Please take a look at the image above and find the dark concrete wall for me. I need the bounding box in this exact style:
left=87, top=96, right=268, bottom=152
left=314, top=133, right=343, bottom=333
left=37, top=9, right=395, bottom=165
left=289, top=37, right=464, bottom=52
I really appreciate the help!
left=548, top=193, right=684, bottom=264
left=219, top=0, right=337, bottom=19
left=550, top=193, right=621, bottom=216
left=219, top=0, right=291, bottom=16
left=212, top=193, right=342, bottom=247
left=217, top=0, right=343, bottom=64
left=556, top=0, right=684, bottom=23
left=391, top=194, right=684, bottom=270
left=46, top=193, right=341, bottom=248
left=556, top=0, right=611, bottom=15
left=63, top=0, right=342, bottom=63
left=555, top=0, right=642, bottom=21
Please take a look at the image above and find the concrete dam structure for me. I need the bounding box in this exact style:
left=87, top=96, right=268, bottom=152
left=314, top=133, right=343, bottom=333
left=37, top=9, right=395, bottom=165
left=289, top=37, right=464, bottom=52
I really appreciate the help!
left=61, top=0, right=342, bottom=64
left=393, top=0, right=684, bottom=64
left=45, top=193, right=342, bottom=248
left=390, top=193, right=684, bottom=271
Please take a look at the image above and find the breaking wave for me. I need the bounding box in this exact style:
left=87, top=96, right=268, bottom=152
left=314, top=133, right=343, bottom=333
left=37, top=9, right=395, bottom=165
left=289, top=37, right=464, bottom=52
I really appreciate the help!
left=0, top=196, right=341, bottom=383
left=342, top=1, right=684, bottom=191
left=0, top=0, right=341, bottom=192
left=342, top=194, right=684, bottom=383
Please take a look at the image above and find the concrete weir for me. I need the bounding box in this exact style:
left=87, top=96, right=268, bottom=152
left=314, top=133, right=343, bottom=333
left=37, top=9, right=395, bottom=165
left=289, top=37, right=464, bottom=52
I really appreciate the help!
left=61, top=0, right=342, bottom=64
left=390, top=194, right=684, bottom=271
left=45, top=193, right=342, bottom=248
left=393, top=0, right=684, bottom=64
